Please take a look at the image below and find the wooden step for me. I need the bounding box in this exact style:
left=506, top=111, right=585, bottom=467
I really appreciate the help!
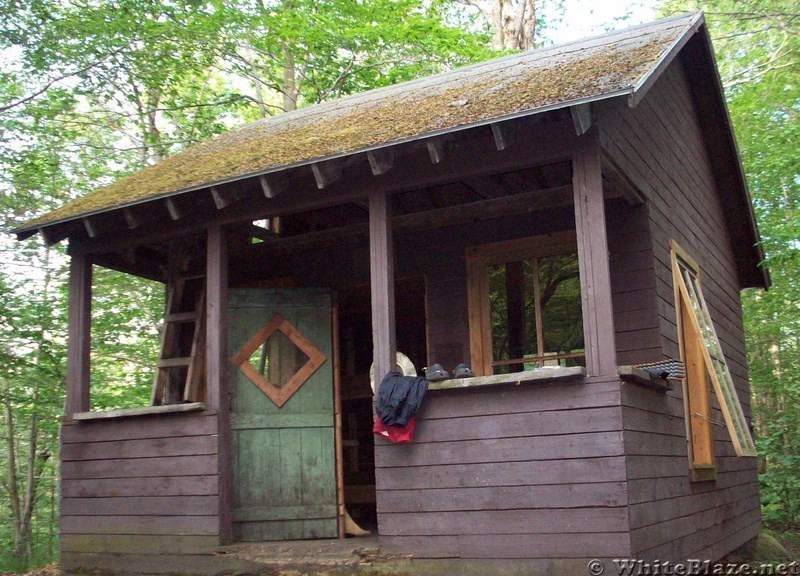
left=165, top=311, right=200, bottom=323
left=157, top=357, right=193, bottom=368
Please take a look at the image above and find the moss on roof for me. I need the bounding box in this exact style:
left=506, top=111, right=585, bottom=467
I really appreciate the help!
left=20, top=14, right=698, bottom=232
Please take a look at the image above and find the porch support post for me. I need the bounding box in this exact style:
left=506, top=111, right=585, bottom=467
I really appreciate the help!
left=206, top=224, right=232, bottom=543
left=65, top=253, right=92, bottom=419
left=369, top=189, right=397, bottom=383
left=572, top=132, right=617, bottom=376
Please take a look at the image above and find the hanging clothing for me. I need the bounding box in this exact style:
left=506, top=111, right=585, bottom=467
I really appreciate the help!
left=375, top=371, right=429, bottom=426
left=373, top=371, right=429, bottom=443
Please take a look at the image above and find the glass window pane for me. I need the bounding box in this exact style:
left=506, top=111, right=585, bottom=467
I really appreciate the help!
left=538, top=253, right=585, bottom=366
left=488, top=260, right=538, bottom=374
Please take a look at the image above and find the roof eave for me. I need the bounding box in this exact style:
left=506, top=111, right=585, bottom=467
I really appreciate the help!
left=628, top=11, right=705, bottom=108
left=13, top=89, right=632, bottom=240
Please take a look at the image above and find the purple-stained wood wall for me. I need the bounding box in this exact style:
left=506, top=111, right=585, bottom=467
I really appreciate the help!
left=374, top=376, right=631, bottom=562
left=597, top=55, right=761, bottom=561
left=59, top=411, right=221, bottom=572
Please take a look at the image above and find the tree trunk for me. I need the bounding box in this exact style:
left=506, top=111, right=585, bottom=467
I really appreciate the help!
left=282, top=44, right=297, bottom=112
left=491, top=0, right=504, bottom=50
left=2, top=380, right=23, bottom=558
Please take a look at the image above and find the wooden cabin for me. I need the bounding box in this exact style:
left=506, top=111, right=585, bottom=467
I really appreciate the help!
left=15, top=12, right=769, bottom=575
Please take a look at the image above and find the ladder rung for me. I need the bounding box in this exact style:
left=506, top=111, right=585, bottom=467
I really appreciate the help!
left=158, top=357, right=193, bottom=368
left=165, top=311, right=200, bottom=323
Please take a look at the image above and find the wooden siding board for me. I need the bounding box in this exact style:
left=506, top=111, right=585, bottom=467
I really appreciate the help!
left=420, top=378, right=621, bottom=419
left=60, top=413, right=218, bottom=443
left=378, top=456, right=627, bottom=490
left=61, top=496, right=219, bottom=516
left=408, top=406, right=622, bottom=444
left=61, top=515, right=219, bottom=536
left=379, top=508, right=629, bottom=536
left=61, top=434, right=217, bottom=461
left=375, top=430, right=625, bottom=468
left=60, top=534, right=218, bottom=555
left=62, top=454, right=218, bottom=479
left=61, top=475, right=219, bottom=498
left=630, top=492, right=761, bottom=554
left=377, top=482, right=628, bottom=513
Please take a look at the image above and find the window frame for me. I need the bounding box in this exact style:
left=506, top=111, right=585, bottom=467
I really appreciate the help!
left=670, top=240, right=757, bottom=482
left=465, top=230, right=581, bottom=376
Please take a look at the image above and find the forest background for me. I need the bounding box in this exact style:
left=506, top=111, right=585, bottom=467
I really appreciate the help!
left=0, top=0, right=797, bottom=570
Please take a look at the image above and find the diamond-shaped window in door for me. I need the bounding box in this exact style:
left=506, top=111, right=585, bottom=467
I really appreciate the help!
left=231, top=314, right=326, bottom=407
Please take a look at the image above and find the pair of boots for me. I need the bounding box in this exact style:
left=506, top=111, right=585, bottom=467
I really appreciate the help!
left=425, top=362, right=474, bottom=381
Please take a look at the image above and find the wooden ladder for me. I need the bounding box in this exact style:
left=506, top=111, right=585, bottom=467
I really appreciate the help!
left=151, top=273, right=206, bottom=405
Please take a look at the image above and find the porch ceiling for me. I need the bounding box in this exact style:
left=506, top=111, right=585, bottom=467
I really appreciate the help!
left=15, top=12, right=703, bottom=237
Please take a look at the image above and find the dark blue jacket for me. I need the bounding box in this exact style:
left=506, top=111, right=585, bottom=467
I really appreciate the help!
left=375, top=371, right=429, bottom=427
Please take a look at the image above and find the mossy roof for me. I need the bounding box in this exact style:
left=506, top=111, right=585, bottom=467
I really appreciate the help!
left=17, top=12, right=704, bottom=233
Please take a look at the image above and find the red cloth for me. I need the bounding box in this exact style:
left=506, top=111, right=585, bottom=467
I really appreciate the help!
left=373, top=416, right=416, bottom=443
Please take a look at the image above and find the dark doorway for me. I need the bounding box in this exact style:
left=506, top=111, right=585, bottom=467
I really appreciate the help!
left=337, top=277, right=427, bottom=532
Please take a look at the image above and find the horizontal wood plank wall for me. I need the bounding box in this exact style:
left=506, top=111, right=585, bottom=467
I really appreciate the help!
left=606, top=200, right=660, bottom=365
left=60, top=411, right=220, bottom=567
left=597, top=58, right=760, bottom=562
left=375, top=376, right=631, bottom=560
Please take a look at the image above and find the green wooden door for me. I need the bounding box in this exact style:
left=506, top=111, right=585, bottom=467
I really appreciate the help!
left=228, top=288, right=336, bottom=541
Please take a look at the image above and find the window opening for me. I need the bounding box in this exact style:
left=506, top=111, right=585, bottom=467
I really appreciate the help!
left=467, top=231, right=585, bottom=376
left=671, top=240, right=756, bottom=475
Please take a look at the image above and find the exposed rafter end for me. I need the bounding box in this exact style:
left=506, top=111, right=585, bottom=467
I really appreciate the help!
left=426, top=136, right=448, bottom=164
left=311, top=161, right=342, bottom=189
left=259, top=172, right=289, bottom=199
left=491, top=122, right=515, bottom=151
left=570, top=103, right=593, bottom=136
left=367, top=148, right=395, bottom=176
left=83, top=217, right=98, bottom=239
left=211, top=186, right=234, bottom=210
left=39, top=227, right=59, bottom=246
left=165, top=198, right=182, bottom=220
left=123, top=207, right=140, bottom=229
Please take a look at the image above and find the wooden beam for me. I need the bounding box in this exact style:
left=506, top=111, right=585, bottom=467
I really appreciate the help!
left=231, top=222, right=277, bottom=242
left=367, top=148, right=395, bottom=176
left=165, top=198, right=182, bottom=220
left=426, top=136, right=447, bottom=164
left=205, top=224, right=231, bottom=544
left=463, top=176, right=509, bottom=199
left=491, top=122, right=515, bottom=151
left=245, top=185, right=572, bottom=257
left=211, top=186, right=233, bottom=209
left=83, top=217, right=98, bottom=238
left=369, top=189, right=397, bottom=382
left=311, top=161, right=342, bottom=189
left=65, top=253, right=92, bottom=419
left=572, top=132, right=616, bottom=377
left=69, top=118, right=580, bottom=256
left=39, top=227, right=58, bottom=247
left=601, top=154, right=645, bottom=206
left=123, top=208, right=140, bottom=229
left=570, top=103, right=593, bottom=136
left=259, top=173, right=289, bottom=199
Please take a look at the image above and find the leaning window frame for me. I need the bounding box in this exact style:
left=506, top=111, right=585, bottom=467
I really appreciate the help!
left=670, top=240, right=757, bottom=482
left=465, top=230, right=580, bottom=376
